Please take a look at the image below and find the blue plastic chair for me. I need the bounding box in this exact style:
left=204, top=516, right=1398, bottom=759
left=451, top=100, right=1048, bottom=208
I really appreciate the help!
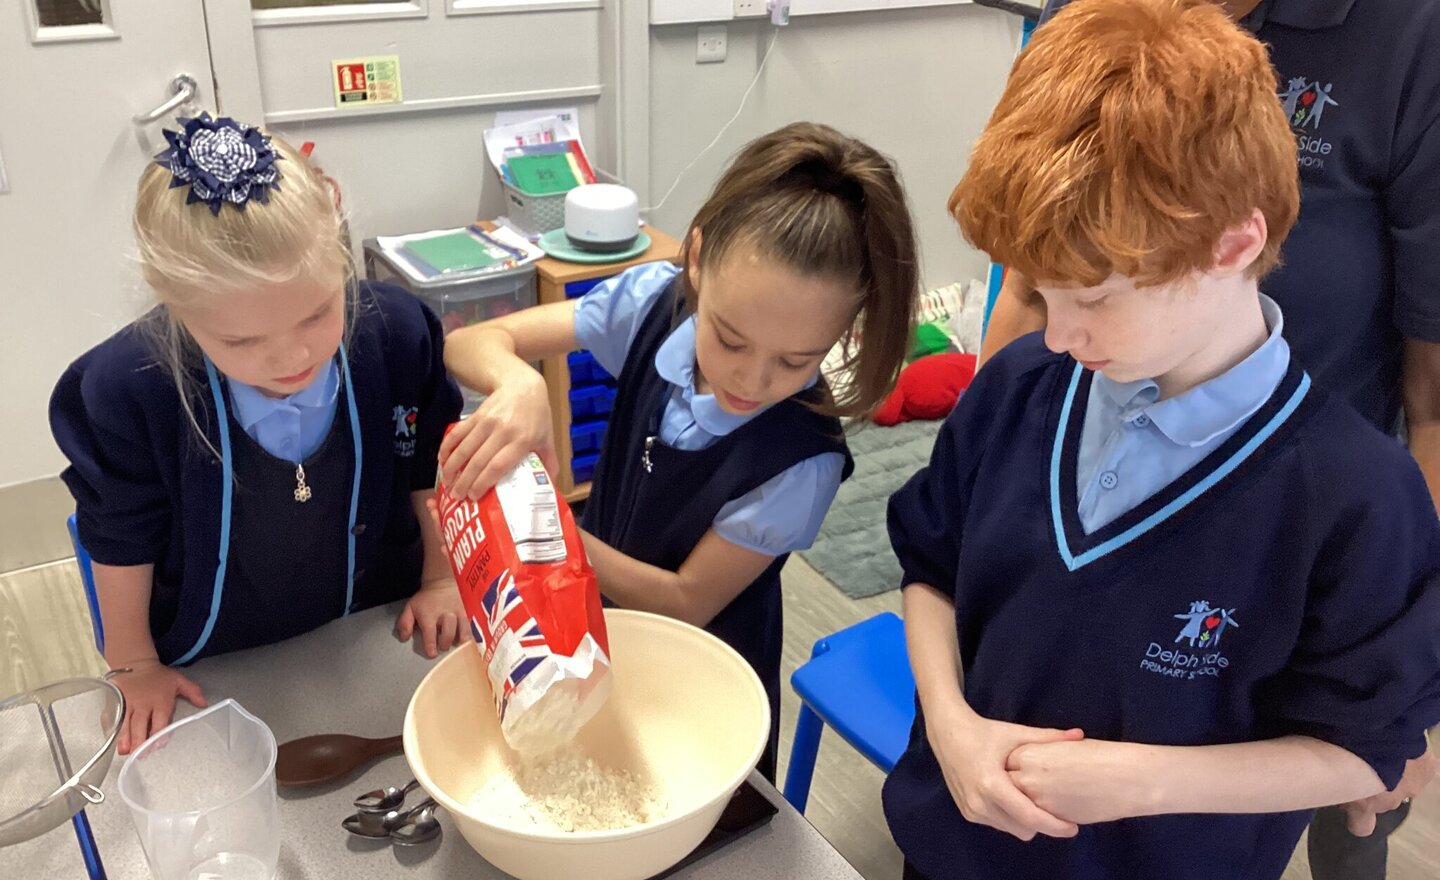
left=66, top=513, right=105, bottom=654
left=782, top=612, right=916, bottom=812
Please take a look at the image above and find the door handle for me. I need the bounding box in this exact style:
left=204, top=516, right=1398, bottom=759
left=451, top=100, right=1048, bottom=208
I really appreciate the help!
left=134, top=74, right=199, bottom=125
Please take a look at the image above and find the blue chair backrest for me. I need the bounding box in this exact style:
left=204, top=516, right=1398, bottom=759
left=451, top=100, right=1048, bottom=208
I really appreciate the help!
left=66, top=514, right=105, bottom=654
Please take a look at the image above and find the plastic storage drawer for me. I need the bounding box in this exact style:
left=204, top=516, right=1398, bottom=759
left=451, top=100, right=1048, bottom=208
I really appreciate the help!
left=569, top=385, right=617, bottom=420
left=362, top=239, right=536, bottom=336
left=571, top=453, right=600, bottom=484
left=570, top=421, right=608, bottom=456
left=362, top=239, right=538, bottom=415
left=565, top=277, right=609, bottom=299
left=567, top=351, right=614, bottom=386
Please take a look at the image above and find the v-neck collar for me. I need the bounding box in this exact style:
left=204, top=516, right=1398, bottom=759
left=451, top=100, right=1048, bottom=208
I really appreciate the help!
left=1049, top=360, right=1312, bottom=572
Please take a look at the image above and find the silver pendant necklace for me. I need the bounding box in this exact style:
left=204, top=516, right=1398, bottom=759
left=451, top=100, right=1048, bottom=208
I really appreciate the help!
left=294, top=463, right=312, bottom=502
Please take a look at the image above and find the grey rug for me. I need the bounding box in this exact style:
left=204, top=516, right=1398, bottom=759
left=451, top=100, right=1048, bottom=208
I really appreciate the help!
left=799, top=419, right=943, bottom=599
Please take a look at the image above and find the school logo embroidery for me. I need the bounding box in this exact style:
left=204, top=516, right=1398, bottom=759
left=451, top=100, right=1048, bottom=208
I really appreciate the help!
left=1279, top=76, right=1339, bottom=170
left=393, top=405, right=418, bottom=457
left=1139, top=600, right=1240, bottom=681
left=1173, top=599, right=1239, bottom=649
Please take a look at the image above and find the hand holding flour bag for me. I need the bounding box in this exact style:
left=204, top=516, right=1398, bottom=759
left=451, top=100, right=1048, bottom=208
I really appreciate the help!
left=437, top=452, right=612, bottom=753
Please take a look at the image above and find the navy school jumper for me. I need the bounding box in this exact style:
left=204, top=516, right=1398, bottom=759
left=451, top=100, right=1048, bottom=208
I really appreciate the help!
left=50, top=282, right=462, bottom=665
left=581, top=277, right=855, bottom=780
left=885, top=334, right=1440, bottom=880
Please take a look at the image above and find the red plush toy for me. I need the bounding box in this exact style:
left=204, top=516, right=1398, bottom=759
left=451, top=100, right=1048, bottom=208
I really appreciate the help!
left=873, top=353, right=978, bottom=426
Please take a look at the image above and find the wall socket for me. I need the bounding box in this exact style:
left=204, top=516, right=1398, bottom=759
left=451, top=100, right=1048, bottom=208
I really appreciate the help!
left=734, top=0, right=766, bottom=18
left=697, top=25, right=728, bottom=63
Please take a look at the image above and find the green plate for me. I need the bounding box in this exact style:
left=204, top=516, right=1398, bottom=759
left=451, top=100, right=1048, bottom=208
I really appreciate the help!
left=538, top=229, right=651, bottom=264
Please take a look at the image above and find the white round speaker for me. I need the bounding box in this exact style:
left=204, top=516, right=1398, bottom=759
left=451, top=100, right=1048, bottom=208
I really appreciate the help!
left=564, top=184, right=641, bottom=253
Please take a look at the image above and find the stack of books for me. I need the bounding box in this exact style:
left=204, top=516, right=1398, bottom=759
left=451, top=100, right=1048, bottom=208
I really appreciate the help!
left=501, top=140, right=597, bottom=195
left=483, top=109, right=598, bottom=197
left=375, top=225, right=543, bottom=284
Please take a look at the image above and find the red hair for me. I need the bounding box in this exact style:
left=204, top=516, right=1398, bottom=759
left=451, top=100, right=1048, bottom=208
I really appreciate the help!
left=952, top=0, right=1298, bottom=286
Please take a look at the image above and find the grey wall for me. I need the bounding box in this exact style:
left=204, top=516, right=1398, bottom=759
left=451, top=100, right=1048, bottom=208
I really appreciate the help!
left=646, top=6, right=1019, bottom=291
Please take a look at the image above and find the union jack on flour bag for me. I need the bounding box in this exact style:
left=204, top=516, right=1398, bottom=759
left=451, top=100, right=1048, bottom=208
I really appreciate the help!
left=438, top=452, right=612, bottom=753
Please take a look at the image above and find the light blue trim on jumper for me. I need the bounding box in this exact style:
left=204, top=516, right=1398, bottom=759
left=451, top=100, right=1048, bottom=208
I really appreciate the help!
left=1050, top=362, right=1311, bottom=572
left=339, top=343, right=362, bottom=615
left=176, top=345, right=363, bottom=662
left=1049, top=364, right=1084, bottom=570
left=175, top=359, right=237, bottom=664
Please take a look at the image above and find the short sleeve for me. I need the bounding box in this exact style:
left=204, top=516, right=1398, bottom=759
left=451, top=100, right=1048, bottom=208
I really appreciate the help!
left=49, top=352, right=172, bottom=566
left=573, top=262, right=683, bottom=377
left=1388, top=41, right=1440, bottom=343
left=1255, top=443, right=1440, bottom=789
left=887, top=337, right=1037, bottom=597
left=887, top=416, right=972, bottom=599
left=712, top=452, right=845, bottom=556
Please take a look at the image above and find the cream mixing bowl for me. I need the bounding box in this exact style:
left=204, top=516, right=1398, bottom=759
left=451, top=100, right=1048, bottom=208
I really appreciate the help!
left=404, top=608, right=770, bottom=880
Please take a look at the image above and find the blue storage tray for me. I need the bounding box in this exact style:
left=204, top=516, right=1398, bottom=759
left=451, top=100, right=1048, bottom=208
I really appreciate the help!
left=572, top=453, right=600, bottom=484
left=569, top=385, right=616, bottom=419
left=570, top=420, right=608, bottom=455
left=565, top=277, right=609, bottom=299
left=567, top=350, right=614, bottom=386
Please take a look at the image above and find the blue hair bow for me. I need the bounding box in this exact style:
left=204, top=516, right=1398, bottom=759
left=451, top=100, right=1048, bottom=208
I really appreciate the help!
left=154, top=113, right=281, bottom=215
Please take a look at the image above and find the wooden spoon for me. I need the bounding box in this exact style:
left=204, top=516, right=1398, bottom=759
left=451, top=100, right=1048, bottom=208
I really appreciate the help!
left=274, top=733, right=404, bottom=786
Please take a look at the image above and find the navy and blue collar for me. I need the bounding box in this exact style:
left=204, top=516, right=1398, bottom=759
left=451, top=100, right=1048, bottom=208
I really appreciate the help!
left=1095, top=296, right=1289, bottom=448
left=1050, top=357, right=1312, bottom=572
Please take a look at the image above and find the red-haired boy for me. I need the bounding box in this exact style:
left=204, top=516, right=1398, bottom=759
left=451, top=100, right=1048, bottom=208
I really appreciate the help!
left=885, top=1, right=1440, bottom=877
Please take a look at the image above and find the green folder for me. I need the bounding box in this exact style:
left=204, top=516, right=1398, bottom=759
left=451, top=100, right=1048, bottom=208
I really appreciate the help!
left=508, top=153, right=580, bottom=195
left=403, top=232, right=500, bottom=273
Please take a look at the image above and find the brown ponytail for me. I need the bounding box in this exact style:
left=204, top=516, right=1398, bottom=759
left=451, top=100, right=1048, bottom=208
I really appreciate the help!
left=680, top=122, right=919, bottom=419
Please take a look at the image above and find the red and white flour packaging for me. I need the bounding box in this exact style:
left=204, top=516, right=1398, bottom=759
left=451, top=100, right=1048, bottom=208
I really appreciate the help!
left=437, top=452, right=612, bottom=753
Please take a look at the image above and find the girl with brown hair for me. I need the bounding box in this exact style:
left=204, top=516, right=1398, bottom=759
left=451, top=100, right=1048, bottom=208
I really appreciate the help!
left=440, top=121, right=920, bottom=777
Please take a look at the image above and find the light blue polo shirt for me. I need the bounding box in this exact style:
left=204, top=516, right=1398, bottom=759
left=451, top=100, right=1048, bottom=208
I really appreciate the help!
left=574, top=262, right=844, bottom=556
left=1077, top=296, right=1289, bottom=533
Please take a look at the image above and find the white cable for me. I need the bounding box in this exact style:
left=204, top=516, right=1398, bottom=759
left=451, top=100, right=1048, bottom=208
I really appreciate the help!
left=642, top=26, right=780, bottom=215
left=611, top=0, right=626, bottom=177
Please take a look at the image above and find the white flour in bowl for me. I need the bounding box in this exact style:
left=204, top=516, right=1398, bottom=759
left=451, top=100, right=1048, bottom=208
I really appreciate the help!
left=470, top=748, right=666, bottom=833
